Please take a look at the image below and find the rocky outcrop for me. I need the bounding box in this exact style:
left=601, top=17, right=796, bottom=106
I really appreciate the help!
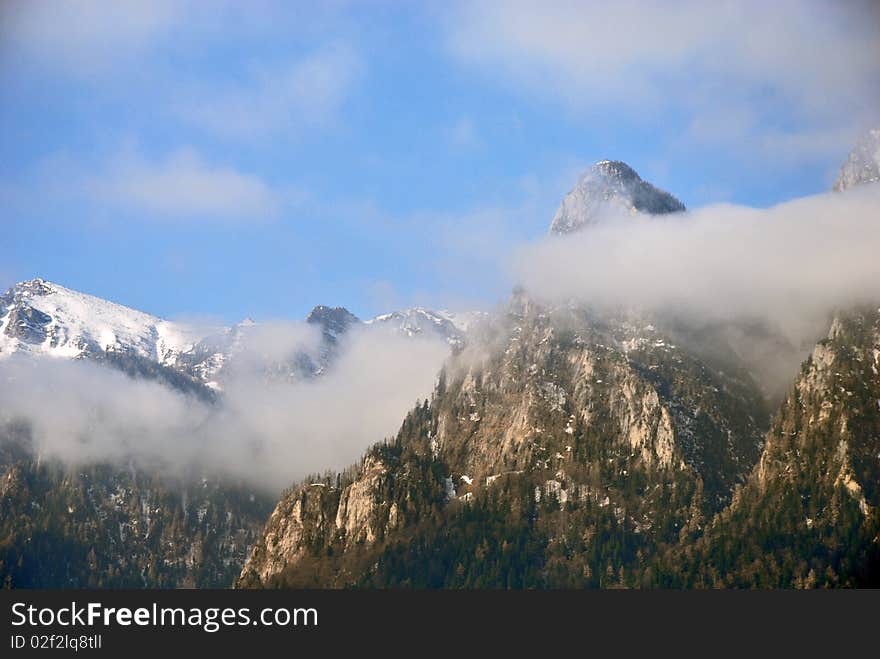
left=306, top=305, right=360, bottom=343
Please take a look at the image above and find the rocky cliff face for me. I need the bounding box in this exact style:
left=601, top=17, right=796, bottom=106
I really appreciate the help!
left=549, top=160, right=685, bottom=235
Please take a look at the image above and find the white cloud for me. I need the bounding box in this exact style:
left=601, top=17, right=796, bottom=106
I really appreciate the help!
left=1, top=0, right=180, bottom=76
left=447, top=0, right=880, bottom=161
left=0, top=323, right=449, bottom=492
left=512, top=182, right=880, bottom=392
left=2, top=3, right=361, bottom=142
left=87, top=146, right=280, bottom=219
left=177, top=44, right=362, bottom=140
left=515, top=184, right=880, bottom=323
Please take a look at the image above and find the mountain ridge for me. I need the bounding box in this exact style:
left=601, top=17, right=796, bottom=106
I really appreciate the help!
left=0, top=278, right=482, bottom=389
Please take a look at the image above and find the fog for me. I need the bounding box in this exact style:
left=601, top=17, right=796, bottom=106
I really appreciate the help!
left=512, top=183, right=880, bottom=396
left=0, top=324, right=448, bottom=492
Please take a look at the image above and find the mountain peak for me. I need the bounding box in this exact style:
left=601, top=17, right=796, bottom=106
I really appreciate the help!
left=549, top=160, right=685, bottom=235
left=833, top=128, right=880, bottom=192
left=306, top=305, right=360, bottom=341
left=10, top=278, right=55, bottom=297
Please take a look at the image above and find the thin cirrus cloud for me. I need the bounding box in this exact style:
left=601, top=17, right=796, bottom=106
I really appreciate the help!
left=0, top=0, right=180, bottom=77
left=86, top=146, right=281, bottom=220
left=176, top=44, right=363, bottom=141
left=446, top=0, right=880, bottom=161
left=1, top=3, right=363, bottom=143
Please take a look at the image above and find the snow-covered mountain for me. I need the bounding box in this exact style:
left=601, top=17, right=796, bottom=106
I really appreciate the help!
left=365, top=307, right=486, bottom=348
left=0, top=278, right=483, bottom=388
left=549, top=160, right=685, bottom=235
left=833, top=128, right=880, bottom=192
left=0, top=278, right=207, bottom=366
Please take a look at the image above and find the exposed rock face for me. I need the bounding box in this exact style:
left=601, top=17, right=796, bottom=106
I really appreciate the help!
left=833, top=128, right=880, bottom=192
left=432, top=297, right=764, bottom=504
left=549, top=160, right=685, bottom=235
left=334, top=456, right=387, bottom=544
left=3, top=305, right=52, bottom=345
left=306, top=305, right=360, bottom=343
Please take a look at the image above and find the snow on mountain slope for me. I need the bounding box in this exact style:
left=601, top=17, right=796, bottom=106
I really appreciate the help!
left=549, top=160, right=685, bottom=235
left=365, top=307, right=487, bottom=347
left=0, top=280, right=485, bottom=387
left=0, top=279, right=206, bottom=365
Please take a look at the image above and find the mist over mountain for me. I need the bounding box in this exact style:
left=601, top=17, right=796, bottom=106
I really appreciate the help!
left=238, top=135, right=880, bottom=589
left=3, top=131, right=880, bottom=589
left=520, top=157, right=880, bottom=400
left=0, top=282, right=472, bottom=586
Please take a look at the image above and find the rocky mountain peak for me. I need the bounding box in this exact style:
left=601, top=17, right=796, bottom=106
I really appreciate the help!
left=833, top=128, right=880, bottom=192
left=549, top=160, right=685, bottom=235
left=11, top=278, right=54, bottom=297
left=306, top=305, right=360, bottom=341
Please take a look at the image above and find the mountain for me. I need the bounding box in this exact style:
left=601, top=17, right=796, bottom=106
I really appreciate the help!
left=0, top=443, right=274, bottom=588
left=0, top=282, right=483, bottom=587
left=549, top=160, right=686, bottom=235
left=833, top=128, right=880, bottom=192
left=653, top=306, right=880, bottom=587
left=239, top=139, right=880, bottom=589
left=6, top=133, right=880, bottom=589
left=365, top=308, right=486, bottom=348
left=237, top=295, right=767, bottom=587
left=0, top=279, right=479, bottom=389
left=306, top=305, right=360, bottom=342
left=0, top=279, right=204, bottom=366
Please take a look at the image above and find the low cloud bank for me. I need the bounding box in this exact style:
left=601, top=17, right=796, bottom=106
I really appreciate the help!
left=512, top=184, right=880, bottom=393
left=0, top=324, right=448, bottom=492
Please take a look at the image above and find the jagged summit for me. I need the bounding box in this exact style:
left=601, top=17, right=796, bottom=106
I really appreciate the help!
left=833, top=128, right=880, bottom=192
left=306, top=304, right=361, bottom=337
left=549, top=160, right=685, bottom=235
left=306, top=305, right=360, bottom=342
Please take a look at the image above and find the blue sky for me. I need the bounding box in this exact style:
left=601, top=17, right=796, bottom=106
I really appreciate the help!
left=2, top=1, right=878, bottom=322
